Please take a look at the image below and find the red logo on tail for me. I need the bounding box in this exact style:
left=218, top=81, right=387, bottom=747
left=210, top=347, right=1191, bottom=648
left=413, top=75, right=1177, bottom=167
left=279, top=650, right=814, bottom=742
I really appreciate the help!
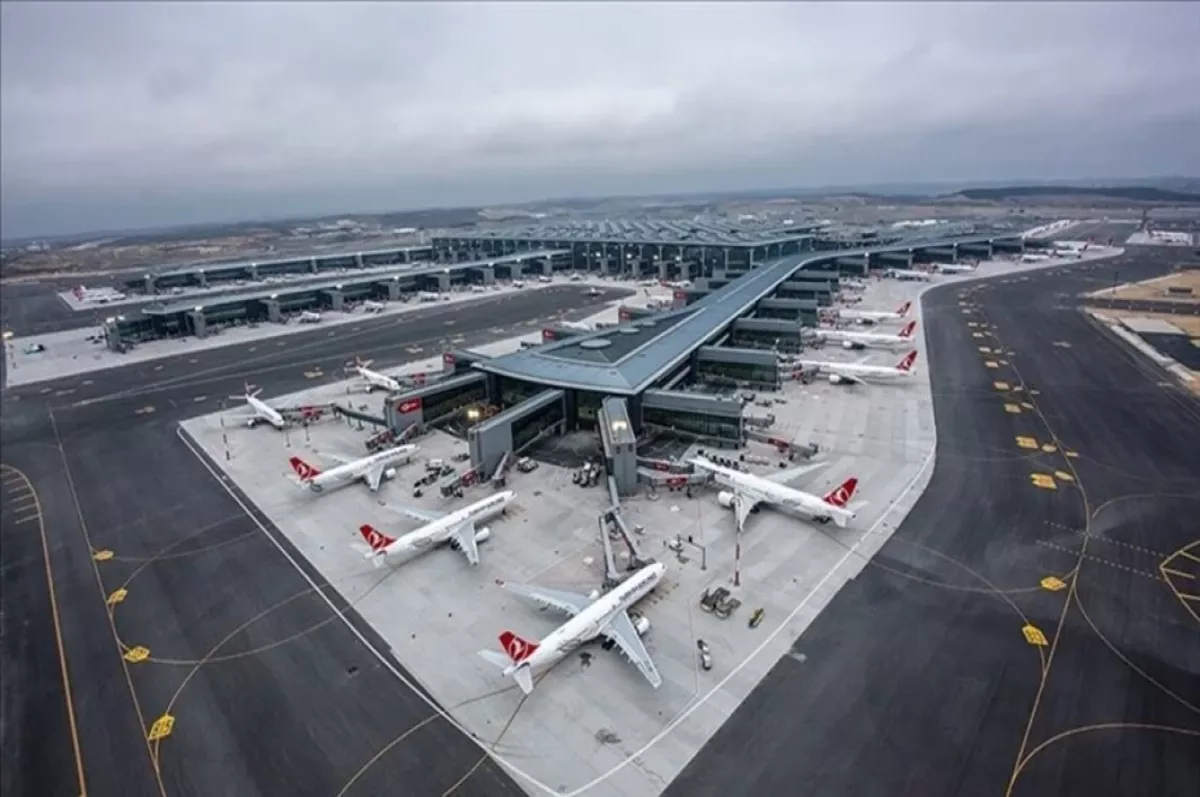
left=823, top=478, right=859, bottom=508
left=359, top=524, right=394, bottom=551
left=289, top=456, right=321, bottom=481
left=897, top=351, right=918, bottom=372
left=899, top=321, right=916, bottom=339
left=897, top=301, right=911, bottom=316
left=499, top=631, right=539, bottom=664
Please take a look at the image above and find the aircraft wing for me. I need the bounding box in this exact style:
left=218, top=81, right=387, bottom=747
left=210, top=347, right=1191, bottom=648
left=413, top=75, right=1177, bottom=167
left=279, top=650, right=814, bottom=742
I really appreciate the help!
left=384, top=503, right=445, bottom=524
left=324, top=452, right=355, bottom=466
left=502, top=582, right=591, bottom=618
left=451, top=521, right=480, bottom=566
left=601, top=610, right=663, bottom=689
left=364, top=464, right=387, bottom=492
left=766, top=461, right=827, bottom=485
left=733, top=491, right=759, bottom=533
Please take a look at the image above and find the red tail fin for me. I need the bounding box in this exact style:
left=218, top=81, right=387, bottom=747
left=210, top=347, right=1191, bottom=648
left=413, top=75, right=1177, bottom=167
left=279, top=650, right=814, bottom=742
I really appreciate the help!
left=499, top=630, right=539, bottom=664
left=899, top=321, right=916, bottom=339
left=359, top=524, right=395, bottom=551
left=897, top=351, right=918, bottom=372
left=823, top=478, right=859, bottom=508
left=289, top=456, right=321, bottom=481
left=897, top=301, right=911, bottom=316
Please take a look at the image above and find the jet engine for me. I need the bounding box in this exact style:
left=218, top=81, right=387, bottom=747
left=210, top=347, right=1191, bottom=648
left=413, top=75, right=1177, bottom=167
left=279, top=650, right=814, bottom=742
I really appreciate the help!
left=842, top=340, right=865, bottom=351
left=245, top=418, right=259, bottom=429
left=473, top=526, right=492, bottom=543
left=717, top=491, right=736, bottom=509
left=629, top=611, right=652, bottom=636
left=383, top=467, right=397, bottom=481
left=829, top=373, right=845, bottom=385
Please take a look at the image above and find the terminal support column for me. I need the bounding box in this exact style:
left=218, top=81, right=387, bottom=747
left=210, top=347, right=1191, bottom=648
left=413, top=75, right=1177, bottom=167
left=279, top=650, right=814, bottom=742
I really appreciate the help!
left=187, top=310, right=208, bottom=338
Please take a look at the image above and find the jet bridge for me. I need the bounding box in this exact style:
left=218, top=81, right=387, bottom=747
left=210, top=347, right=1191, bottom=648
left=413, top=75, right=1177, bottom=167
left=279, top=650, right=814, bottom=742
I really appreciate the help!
left=598, top=397, right=638, bottom=496
left=468, top=389, right=566, bottom=477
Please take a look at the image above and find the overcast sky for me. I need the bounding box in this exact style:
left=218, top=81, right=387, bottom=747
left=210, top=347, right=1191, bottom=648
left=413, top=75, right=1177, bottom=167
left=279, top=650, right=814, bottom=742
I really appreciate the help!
left=2, top=1, right=1198, bottom=239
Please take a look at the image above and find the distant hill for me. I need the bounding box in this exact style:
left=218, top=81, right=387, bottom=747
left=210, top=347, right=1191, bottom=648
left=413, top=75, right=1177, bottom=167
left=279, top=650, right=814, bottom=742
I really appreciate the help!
left=944, top=185, right=1200, bottom=204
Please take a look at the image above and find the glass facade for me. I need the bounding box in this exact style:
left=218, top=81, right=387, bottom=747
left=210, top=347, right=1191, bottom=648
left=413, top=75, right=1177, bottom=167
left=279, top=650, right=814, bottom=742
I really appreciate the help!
left=642, top=406, right=741, bottom=442
left=424, top=381, right=487, bottom=421
left=513, top=398, right=566, bottom=450
left=499, top=377, right=544, bottom=409
left=575, top=390, right=605, bottom=429
left=696, top=359, right=779, bottom=390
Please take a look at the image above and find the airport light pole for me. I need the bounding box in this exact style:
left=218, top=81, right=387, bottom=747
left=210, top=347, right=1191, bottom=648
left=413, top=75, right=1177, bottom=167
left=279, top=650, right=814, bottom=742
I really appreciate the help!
left=733, top=529, right=742, bottom=588
left=219, top=399, right=231, bottom=461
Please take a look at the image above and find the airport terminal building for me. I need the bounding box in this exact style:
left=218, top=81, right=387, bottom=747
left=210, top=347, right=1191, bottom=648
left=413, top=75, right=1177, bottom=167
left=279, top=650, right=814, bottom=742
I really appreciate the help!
left=372, top=228, right=1029, bottom=482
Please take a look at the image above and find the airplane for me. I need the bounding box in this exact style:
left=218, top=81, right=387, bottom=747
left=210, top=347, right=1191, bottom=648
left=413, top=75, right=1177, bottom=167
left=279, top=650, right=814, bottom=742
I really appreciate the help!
left=689, top=456, right=862, bottom=533
left=1021, top=253, right=1052, bottom=263
left=350, top=357, right=404, bottom=393
left=798, top=350, right=919, bottom=386
left=559, top=320, right=594, bottom=332
left=477, top=561, right=666, bottom=694
left=298, top=310, right=322, bottom=323
left=813, top=320, right=917, bottom=351
left=417, top=291, right=442, bottom=302
left=362, top=300, right=385, bottom=313
left=837, top=300, right=912, bottom=325
left=886, top=268, right=934, bottom=282
left=288, top=443, right=418, bottom=493
left=934, top=263, right=978, bottom=275
left=355, top=490, right=516, bottom=567
left=229, top=382, right=287, bottom=430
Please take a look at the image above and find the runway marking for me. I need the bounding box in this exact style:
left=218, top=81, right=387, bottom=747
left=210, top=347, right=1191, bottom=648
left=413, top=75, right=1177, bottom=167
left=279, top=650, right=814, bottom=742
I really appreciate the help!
left=1035, top=540, right=1163, bottom=581
left=1053, top=470, right=1074, bottom=482
left=1052, top=341, right=1072, bottom=348
left=154, top=364, right=165, bottom=371
left=972, top=332, right=983, bottom=338
left=978, top=345, right=991, bottom=352
left=107, top=588, right=128, bottom=606
left=968, top=322, right=979, bottom=327
left=985, top=361, right=999, bottom=368
left=1030, top=473, right=1057, bottom=490
left=123, top=646, right=150, bottom=663
left=1040, top=576, right=1068, bottom=592
left=999, top=359, right=1009, bottom=365
left=147, top=715, right=175, bottom=742
left=1016, top=436, right=1039, bottom=449
left=1004, top=403, right=1022, bottom=414
left=1041, top=443, right=1057, bottom=453
left=994, top=381, right=1011, bottom=390
left=1012, top=723, right=1200, bottom=786
left=1021, top=402, right=1034, bottom=409
left=92, top=549, right=114, bottom=561
left=1021, top=624, right=1049, bottom=646
left=134, top=405, right=156, bottom=415
left=1162, top=567, right=1194, bottom=580
left=46, top=411, right=168, bottom=796
left=1046, top=521, right=1172, bottom=558
left=0, top=465, right=89, bottom=796
left=193, top=395, right=207, bottom=403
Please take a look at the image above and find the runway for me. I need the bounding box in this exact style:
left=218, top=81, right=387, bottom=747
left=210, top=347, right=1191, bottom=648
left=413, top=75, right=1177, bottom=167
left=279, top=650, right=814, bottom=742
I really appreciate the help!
left=666, top=248, right=1200, bottom=797
left=0, top=286, right=620, bottom=797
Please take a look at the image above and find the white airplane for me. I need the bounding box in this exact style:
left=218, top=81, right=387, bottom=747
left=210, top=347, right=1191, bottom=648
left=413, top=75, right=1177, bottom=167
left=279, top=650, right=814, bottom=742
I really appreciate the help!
left=837, top=300, right=912, bottom=325
left=350, top=357, right=403, bottom=393
left=362, top=300, right=385, bottom=313
left=690, top=456, right=862, bottom=533
left=355, top=490, right=516, bottom=567
left=934, top=263, right=977, bottom=275
left=229, top=382, right=287, bottom=430
left=417, top=291, right=441, bottom=302
left=559, top=320, right=594, bottom=332
left=478, top=562, right=666, bottom=694
left=886, top=268, right=934, bottom=282
left=1021, top=253, right=1053, bottom=263
left=815, top=320, right=917, bottom=351
left=298, top=310, right=322, bottom=323
left=799, top=350, right=919, bottom=386
left=288, top=443, right=418, bottom=493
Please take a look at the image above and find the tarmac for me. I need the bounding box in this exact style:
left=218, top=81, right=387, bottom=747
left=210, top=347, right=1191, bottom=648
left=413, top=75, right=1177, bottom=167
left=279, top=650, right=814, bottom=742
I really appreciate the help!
left=3, top=279, right=631, bottom=389
left=0, top=286, right=631, bottom=797
left=177, top=269, right=951, bottom=797
left=665, top=245, right=1200, bottom=797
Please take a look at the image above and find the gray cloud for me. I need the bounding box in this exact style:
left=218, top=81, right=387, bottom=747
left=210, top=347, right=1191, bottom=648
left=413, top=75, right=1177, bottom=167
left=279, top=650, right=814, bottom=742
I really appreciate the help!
left=2, top=1, right=1198, bottom=238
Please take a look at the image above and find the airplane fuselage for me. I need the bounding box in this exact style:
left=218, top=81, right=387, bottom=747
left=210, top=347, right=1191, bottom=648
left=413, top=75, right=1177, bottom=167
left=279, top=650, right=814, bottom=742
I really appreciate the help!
left=373, top=491, right=515, bottom=561
left=246, top=396, right=287, bottom=429
left=517, top=563, right=664, bottom=674
left=307, top=445, right=416, bottom=492
left=694, top=459, right=853, bottom=526
left=818, top=329, right=913, bottom=350
left=358, top=366, right=402, bottom=393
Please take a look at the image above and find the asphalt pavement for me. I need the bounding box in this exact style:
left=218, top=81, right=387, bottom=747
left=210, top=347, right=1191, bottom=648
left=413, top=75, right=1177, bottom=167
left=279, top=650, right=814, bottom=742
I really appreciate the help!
left=0, top=286, right=622, bottom=797
left=666, top=247, right=1200, bottom=797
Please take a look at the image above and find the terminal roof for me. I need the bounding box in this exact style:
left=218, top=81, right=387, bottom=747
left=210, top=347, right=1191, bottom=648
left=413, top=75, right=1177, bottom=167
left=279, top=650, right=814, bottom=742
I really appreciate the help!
left=457, top=218, right=822, bottom=248
left=142, top=250, right=566, bottom=315
left=476, top=234, right=1019, bottom=395
left=153, top=243, right=435, bottom=278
